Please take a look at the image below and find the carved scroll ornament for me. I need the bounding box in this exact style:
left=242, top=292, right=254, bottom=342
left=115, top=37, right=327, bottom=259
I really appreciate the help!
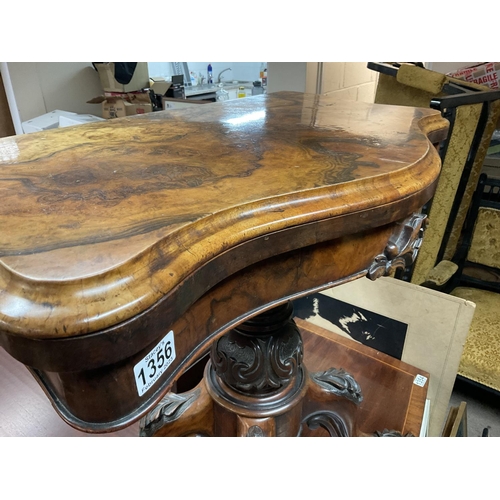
left=368, top=213, right=428, bottom=280
left=211, top=326, right=303, bottom=395
left=310, top=367, right=363, bottom=405
left=373, top=429, right=414, bottom=437
left=139, top=389, right=200, bottom=437
left=298, top=411, right=350, bottom=437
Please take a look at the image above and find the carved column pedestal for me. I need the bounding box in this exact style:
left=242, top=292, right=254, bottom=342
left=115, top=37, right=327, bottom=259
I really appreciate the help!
left=206, top=302, right=307, bottom=437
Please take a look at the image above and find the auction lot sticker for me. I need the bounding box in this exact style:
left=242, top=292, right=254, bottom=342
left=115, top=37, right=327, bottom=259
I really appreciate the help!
left=134, top=330, right=176, bottom=396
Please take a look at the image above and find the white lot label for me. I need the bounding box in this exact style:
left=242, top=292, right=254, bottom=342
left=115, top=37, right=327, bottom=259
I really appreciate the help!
left=134, top=330, right=176, bottom=396
left=413, top=374, right=428, bottom=387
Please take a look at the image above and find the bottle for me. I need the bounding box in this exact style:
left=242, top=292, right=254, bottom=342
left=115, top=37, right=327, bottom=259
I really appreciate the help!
left=207, top=64, right=213, bottom=84
left=252, top=81, right=264, bottom=96
left=262, top=67, right=267, bottom=88
left=216, top=83, right=229, bottom=101
left=237, top=86, right=246, bottom=98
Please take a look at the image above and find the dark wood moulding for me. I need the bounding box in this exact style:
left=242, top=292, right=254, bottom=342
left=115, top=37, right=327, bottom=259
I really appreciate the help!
left=0, top=92, right=448, bottom=431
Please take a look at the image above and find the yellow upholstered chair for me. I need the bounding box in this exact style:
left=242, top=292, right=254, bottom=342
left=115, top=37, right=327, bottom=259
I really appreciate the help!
left=368, top=63, right=500, bottom=285
left=424, top=174, right=500, bottom=392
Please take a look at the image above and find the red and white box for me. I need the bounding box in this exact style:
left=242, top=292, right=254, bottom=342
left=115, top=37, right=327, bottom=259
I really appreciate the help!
left=448, top=62, right=500, bottom=90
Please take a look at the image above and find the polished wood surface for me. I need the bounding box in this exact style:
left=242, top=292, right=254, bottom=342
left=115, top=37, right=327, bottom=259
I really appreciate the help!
left=0, top=92, right=448, bottom=432
left=298, top=319, right=428, bottom=436
left=0, top=92, right=447, bottom=339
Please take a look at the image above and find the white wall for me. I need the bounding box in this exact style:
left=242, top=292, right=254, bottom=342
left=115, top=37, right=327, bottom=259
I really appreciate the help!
left=267, top=62, right=378, bottom=103
left=267, top=62, right=305, bottom=93
left=6, top=62, right=103, bottom=124
left=321, top=62, right=377, bottom=102
left=147, top=62, right=265, bottom=83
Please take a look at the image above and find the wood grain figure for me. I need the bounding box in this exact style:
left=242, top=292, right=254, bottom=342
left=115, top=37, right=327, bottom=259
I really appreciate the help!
left=0, top=92, right=448, bottom=433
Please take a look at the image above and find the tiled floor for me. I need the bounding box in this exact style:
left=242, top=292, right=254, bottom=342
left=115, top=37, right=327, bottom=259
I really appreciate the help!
left=447, top=378, right=500, bottom=437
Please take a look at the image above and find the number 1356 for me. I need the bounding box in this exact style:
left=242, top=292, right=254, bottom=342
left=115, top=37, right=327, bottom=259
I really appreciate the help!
left=133, top=331, right=176, bottom=396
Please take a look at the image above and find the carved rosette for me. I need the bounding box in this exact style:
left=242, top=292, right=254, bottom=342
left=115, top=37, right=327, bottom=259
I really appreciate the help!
left=310, top=367, right=363, bottom=405
left=211, top=303, right=303, bottom=396
left=368, top=213, right=428, bottom=280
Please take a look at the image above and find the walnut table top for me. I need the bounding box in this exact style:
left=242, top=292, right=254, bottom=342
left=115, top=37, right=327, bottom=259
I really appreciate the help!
left=0, top=92, right=448, bottom=430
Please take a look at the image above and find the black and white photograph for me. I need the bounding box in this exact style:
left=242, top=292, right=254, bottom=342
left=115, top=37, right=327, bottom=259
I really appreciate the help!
left=293, top=292, right=408, bottom=360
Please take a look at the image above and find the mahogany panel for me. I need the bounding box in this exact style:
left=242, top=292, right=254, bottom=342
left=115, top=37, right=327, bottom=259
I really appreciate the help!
left=297, top=318, right=428, bottom=436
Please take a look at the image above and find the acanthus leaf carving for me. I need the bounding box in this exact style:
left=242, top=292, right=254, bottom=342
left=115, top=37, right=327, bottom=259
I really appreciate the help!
left=139, top=389, right=200, bottom=437
left=311, top=367, right=363, bottom=405
left=212, top=321, right=303, bottom=395
left=298, top=411, right=350, bottom=437
left=373, top=428, right=415, bottom=437
left=367, top=213, right=428, bottom=281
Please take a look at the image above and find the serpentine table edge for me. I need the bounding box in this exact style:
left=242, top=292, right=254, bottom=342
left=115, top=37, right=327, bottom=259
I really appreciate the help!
left=0, top=91, right=449, bottom=432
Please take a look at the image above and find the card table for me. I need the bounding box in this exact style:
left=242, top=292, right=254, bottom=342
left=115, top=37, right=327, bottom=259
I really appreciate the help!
left=0, top=92, right=448, bottom=436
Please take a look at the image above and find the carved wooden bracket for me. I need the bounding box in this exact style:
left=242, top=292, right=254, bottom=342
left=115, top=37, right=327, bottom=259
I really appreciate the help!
left=139, top=389, right=200, bottom=437
left=310, top=367, right=363, bottom=405
left=367, top=213, right=428, bottom=281
left=373, top=429, right=415, bottom=437
left=298, top=411, right=350, bottom=437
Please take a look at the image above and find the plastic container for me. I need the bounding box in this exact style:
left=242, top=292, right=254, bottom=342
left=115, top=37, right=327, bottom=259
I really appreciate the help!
left=216, top=83, right=229, bottom=101
left=252, top=81, right=264, bottom=96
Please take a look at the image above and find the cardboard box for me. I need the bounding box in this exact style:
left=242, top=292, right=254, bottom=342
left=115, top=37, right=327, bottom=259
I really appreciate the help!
left=93, top=62, right=150, bottom=93
left=123, top=99, right=153, bottom=117
left=150, top=77, right=172, bottom=96
left=88, top=94, right=124, bottom=118
left=448, top=62, right=500, bottom=90
left=87, top=92, right=153, bottom=119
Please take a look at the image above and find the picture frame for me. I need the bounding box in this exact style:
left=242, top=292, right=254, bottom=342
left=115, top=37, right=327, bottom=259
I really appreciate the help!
left=292, top=276, right=476, bottom=437
left=442, top=401, right=468, bottom=437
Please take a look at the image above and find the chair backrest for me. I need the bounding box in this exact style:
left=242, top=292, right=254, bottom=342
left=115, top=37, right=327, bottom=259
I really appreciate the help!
left=368, top=63, right=500, bottom=284
left=449, top=174, right=500, bottom=294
